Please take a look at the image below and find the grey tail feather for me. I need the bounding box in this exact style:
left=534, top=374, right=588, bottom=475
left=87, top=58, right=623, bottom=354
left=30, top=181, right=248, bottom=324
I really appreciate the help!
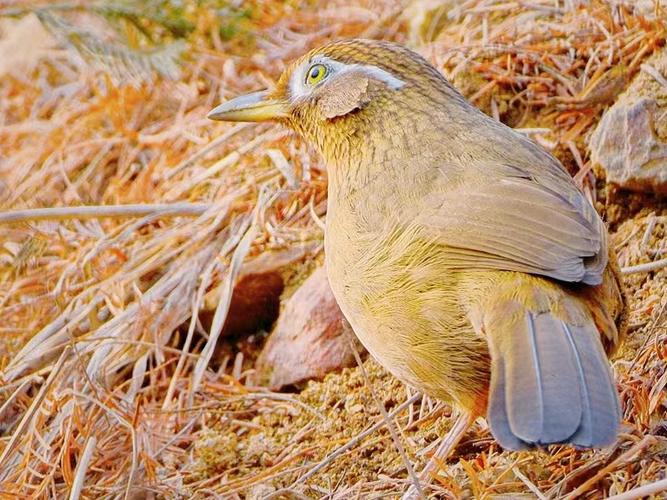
left=486, top=308, right=620, bottom=450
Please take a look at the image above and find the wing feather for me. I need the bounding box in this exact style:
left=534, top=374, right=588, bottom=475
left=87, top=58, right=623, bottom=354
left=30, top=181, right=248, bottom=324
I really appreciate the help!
left=416, top=166, right=607, bottom=284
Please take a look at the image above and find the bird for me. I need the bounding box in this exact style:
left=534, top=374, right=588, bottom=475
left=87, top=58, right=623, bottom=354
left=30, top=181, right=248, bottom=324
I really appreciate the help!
left=208, top=38, right=626, bottom=470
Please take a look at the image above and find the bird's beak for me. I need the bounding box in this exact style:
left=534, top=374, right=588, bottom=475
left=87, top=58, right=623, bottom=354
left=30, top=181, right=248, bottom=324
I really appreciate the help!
left=207, top=90, right=289, bottom=122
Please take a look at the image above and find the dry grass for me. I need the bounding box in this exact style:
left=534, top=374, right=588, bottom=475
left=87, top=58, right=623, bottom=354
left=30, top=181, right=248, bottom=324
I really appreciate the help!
left=0, top=0, right=665, bottom=498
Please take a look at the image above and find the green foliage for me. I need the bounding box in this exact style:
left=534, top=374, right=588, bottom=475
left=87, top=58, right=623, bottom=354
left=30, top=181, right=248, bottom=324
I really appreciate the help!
left=33, top=7, right=186, bottom=85
left=217, top=5, right=253, bottom=41
left=93, top=0, right=196, bottom=39
left=0, top=0, right=257, bottom=85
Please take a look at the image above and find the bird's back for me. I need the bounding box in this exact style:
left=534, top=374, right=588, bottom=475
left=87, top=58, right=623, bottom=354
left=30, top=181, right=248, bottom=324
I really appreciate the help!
left=324, top=87, right=625, bottom=448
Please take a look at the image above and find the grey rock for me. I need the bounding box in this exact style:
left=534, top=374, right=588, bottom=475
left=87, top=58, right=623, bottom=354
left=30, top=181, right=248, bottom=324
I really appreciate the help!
left=589, top=50, right=667, bottom=195
left=256, top=266, right=359, bottom=389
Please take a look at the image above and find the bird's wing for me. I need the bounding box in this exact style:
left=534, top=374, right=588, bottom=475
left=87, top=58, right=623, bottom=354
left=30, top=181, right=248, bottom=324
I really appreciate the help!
left=416, top=163, right=607, bottom=284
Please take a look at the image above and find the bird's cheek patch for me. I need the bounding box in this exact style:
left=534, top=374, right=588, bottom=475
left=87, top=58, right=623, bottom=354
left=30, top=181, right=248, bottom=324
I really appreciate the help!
left=317, top=74, right=372, bottom=120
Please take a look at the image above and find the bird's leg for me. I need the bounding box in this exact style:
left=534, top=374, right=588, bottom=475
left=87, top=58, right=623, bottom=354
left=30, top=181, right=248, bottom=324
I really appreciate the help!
left=402, top=410, right=474, bottom=500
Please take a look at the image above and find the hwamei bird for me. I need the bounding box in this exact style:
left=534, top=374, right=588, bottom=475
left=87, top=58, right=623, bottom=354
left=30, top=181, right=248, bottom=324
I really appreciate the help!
left=208, top=39, right=626, bottom=459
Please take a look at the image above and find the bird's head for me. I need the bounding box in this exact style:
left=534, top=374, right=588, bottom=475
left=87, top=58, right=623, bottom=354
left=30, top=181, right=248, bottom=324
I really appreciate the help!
left=208, top=39, right=466, bottom=166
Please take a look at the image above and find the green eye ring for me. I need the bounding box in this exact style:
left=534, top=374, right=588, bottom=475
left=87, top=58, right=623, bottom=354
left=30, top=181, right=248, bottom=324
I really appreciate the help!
left=305, top=64, right=328, bottom=85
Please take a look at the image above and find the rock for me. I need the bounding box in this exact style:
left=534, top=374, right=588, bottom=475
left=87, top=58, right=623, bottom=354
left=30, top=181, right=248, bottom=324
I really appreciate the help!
left=0, top=14, right=56, bottom=78
left=201, top=242, right=319, bottom=338
left=219, top=271, right=285, bottom=338
left=256, top=266, right=360, bottom=389
left=589, top=49, right=667, bottom=195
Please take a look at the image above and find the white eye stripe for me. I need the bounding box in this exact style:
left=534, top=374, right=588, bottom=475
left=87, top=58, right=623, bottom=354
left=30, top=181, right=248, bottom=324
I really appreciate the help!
left=289, top=56, right=405, bottom=100
left=341, top=63, right=405, bottom=90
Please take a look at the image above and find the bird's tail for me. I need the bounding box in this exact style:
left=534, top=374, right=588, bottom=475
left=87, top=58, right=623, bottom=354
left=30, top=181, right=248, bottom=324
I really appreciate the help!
left=483, top=299, right=621, bottom=450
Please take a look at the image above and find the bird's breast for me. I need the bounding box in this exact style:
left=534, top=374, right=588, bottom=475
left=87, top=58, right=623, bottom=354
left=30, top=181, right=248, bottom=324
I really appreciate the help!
left=323, top=188, right=475, bottom=390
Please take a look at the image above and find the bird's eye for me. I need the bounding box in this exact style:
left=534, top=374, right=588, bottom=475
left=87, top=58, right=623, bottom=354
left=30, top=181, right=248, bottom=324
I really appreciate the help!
left=305, top=64, right=328, bottom=85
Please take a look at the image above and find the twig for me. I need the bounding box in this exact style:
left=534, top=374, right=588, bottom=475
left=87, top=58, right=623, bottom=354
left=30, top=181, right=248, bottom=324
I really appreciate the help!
left=241, top=393, right=326, bottom=421
left=621, top=258, right=667, bottom=275
left=294, top=393, right=422, bottom=485
left=162, top=123, right=252, bottom=180
left=605, top=478, right=667, bottom=500
left=514, top=127, right=553, bottom=135
left=219, top=456, right=313, bottom=496
left=0, top=203, right=210, bottom=224
left=0, top=377, right=33, bottom=423
left=0, top=347, right=71, bottom=475
left=564, top=436, right=657, bottom=500
left=266, top=149, right=297, bottom=187
left=67, top=390, right=139, bottom=500
left=513, top=467, right=547, bottom=500
left=641, top=63, right=667, bottom=90
left=188, top=188, right=268, bottom=405
left=348, top=336, right=424, bottom=499
left=308, top=195, right=326, bottom=231
left=615, top=225, right=640, bottom=250
left=263, top=489, right=310, bottom=500
left=640, top=213, right=657, bottom=249
left=68, top=436, right=97, bottom=500
left=629, top=299, right=667, bottom=373
left=163, top=246, right=219, bottom=410
left=404, top=410, right=472, bottom=500
left=165, top=129, right=286, bottom=199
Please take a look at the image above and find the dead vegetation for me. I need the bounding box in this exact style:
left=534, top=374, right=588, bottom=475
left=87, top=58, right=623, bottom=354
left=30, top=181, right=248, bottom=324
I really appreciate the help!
left=0, top=0, right=665, bottom=498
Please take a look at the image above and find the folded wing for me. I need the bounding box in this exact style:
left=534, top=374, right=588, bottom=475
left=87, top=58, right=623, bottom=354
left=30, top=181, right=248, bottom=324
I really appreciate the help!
left=417, top=165, right=607, bottom=285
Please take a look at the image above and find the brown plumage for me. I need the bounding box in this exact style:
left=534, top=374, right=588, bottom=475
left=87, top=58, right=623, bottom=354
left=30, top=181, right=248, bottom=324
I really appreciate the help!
left=208, top=39, right=627, bottom=451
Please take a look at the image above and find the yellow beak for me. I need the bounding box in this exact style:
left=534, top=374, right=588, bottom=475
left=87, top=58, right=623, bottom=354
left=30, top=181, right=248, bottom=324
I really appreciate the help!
left=207, top=90, right=289, bottom=122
